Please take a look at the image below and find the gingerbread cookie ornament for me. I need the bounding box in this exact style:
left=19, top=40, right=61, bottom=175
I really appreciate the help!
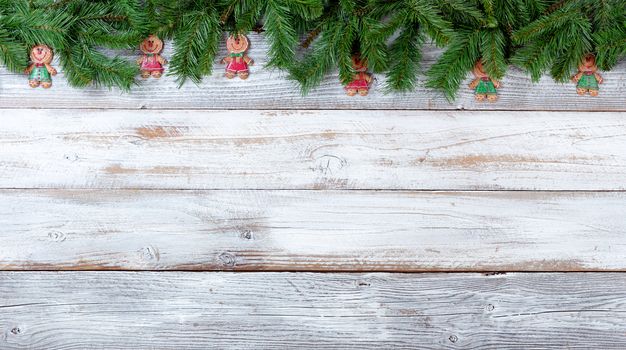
left=25, top=45, right=57, bottom=88
left=222, top=34, right=253, bottom=79
left=469, top=61, right=500, bottom=102
left=572, top=53, right=603, bottom=96
left=344, top=56, right=372, bottom=96
left=137, top=35, right=167, bottom=78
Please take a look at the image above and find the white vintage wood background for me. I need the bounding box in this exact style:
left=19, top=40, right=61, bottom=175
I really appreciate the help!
left=1, top=34, right=625, bottom=349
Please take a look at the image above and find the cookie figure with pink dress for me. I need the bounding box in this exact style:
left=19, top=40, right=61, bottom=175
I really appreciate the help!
left=137, top=35, right=167, bottom=79
left=344, top=56, right=372, bottom=96
left=222, top=34, right=253, bottom=79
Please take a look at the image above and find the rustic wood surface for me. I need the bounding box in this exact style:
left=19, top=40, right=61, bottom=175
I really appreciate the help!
left=1, top=30, right=625, bottom=348
left=1, top=109, right=625, bottom=190
left=1, top=189, right=625, bottom=271
left=2, top=272, right=626, bottom=349
left=0, top=34, right=624, bottom=111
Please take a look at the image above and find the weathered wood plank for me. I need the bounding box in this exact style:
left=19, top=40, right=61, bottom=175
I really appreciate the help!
left=2, top=272, right=626, bottom=349
left=1, top=190, right=625, bottom=271
left=2, top=109, right=626, bottom=190
left=1, top=35, right=624, bottom=110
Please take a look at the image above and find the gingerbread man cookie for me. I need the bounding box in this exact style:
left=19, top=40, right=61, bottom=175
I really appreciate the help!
left=222, top=35, right=253, bottom=79
left=137, top=35, right=167, bottom=79
left=468, top=61, right=500, bottom=102
left=25, top=45, right=57, bottom=88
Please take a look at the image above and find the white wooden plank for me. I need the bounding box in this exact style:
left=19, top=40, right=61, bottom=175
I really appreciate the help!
left=1, top=109, right=626, bottom=190
left=1, top=189, right=625, bottom=271
left=2, top=272, right=626, bottom=349
left=0, top=34, right=624, bottom=110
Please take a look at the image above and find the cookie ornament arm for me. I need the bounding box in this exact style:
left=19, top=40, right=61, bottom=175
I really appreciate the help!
left=45, top=63, right=57, bottom=76
left=594, top=72, right=603, bottom=84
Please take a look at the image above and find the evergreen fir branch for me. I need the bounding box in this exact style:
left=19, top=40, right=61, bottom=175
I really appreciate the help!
left=512, top=7, right=578, bottom=43
left=288, top=20, right=340, bottom=94
left=480, top=29, right=507, bottom=79
left=404, top=0, right=453, bottom=47
left=337, top=20, right=356, bottom=84
left=426, top=29, right=481, bottom=100
left=435, top=0, right=483, bottom=27
left=359, top=13, right=388, bottom=73
left=385, top=23, right=423, bottom=92
left=0, top=28, right=27, bottom=72
left=264, top=0, right=301, bottom=68
left=169, top=9, right=220, bottom=86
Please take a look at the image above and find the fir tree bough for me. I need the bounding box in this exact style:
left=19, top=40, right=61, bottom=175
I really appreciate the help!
left=426, top=0, right=547, bottom=100
left=512, top=0, right=626, bottom=82
left=0, top=0, right=623, bottom=95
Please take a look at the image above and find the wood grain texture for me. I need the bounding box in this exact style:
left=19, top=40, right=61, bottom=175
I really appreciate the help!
left=2, top=109, right=626, bottom=190
left=0, top=34, right=624, bottom=110
left=2, top=189, right=625, bottom=271
left=2, top=272, right=626, bottom=349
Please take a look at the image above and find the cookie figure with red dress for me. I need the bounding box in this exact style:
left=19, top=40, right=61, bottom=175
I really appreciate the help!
left=25, top=44, right=57, bottom=88
left=468, top=60, right=500, bottom=102
left=137, top=35, right=167, bottom=79
left=344, top=56, right=372, bottom=96
left=222, top=34, right=253, bottom=79
left=572, top=53, right=603, bottom=96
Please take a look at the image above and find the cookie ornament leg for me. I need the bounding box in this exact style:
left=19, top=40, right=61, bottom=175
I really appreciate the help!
left=344, top=56, right=372, bottom=97
left=25, top=45, right=57, bottom=89
left=469, top=60, right=499, bottom=103
left=222, top=34, right=253, bottom=80
left=572, top=54, right=602, bottom=96
left=137, top=35, right=167, bottom=79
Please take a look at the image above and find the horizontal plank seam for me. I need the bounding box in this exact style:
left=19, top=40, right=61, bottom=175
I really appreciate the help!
left=0, top=107, right=624, bottom=112
left=1, top=188, right=626, bottom=192
left=2, top=269, right=626, bottom=273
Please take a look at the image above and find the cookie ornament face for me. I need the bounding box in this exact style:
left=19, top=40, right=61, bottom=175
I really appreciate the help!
left=27, top=44, right=56, bottom=89
left=472, top=61, right=488, bottom=78
left=140, top=35, right=164, bottom=55
left=31, top=45, right=53, bottom=65
left=226, top=35, right=249, bottom=54
left=580, top=53, right=597, bottom=71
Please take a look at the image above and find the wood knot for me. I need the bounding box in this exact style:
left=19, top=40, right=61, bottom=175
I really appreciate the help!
left=449, top=335, right=458, bottom=343
left=356, top=280, right=371, bottom=287
left=47, top=230, right=66, bottom=242
left=138, top=246, right=160, bottom=261
left=486, top=304, right=495, bottom=312
left=10, top=327, right=21, bottom=335
left=239, top=229, right=253, bottom=240
left=63, top=153, right=79, bottom=162
left=217, top=252, right=237, bottom=267
left=311, top=155, right=347, bottom=176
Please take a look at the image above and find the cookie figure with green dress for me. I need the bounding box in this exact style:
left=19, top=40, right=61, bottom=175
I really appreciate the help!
left=25, top=45, right=57, bottom=89
left=468, top=60, right=500, bottom=102
left=572, top=54, right=603, bottom=96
